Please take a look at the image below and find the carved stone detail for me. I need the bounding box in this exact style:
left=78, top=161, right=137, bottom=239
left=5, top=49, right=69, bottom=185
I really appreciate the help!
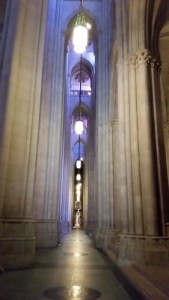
left=111, top=119, right=118, bottom=127
left=135, top=49, right=161, bottom=71
left=128, top=55, right=136, bottom=69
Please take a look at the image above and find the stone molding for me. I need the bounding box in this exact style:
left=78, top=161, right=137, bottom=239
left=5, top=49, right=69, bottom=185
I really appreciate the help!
left=35, top=220, right=60, bottom=248
left=116, top=233, right=169, bottom=264
left=0, top=218, right=35, bottom=269
left=93, top=227, right=114, bottom=249
left=95, top=228, right=169, bottom=265
left=0, top=218, right=35, bottom=238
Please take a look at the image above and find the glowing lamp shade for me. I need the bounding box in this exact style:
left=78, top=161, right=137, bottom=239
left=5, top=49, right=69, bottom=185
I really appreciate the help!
left=76, top=174, right=81, bottom=181
left=76, top=190, right=81, bottom=196
left=76, top=159, right=82, bottom=169
left=76, top=195, right=80, bottom=202
left=74, top=120, right=83, bottom=135
left=76, top=183, right=81, bottom=190
left=73, top=25, right=88, bottom=54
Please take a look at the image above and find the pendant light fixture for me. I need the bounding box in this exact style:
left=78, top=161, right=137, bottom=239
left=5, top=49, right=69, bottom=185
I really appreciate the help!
left=76, top=135, right=82, bottom=169
left=72, top=0, right=89, bottom=54
left=74, top=54, right=84, bottom=135
left=73, top=0, right=91, bottom=135
left=76, top=173, right=81, bottom=181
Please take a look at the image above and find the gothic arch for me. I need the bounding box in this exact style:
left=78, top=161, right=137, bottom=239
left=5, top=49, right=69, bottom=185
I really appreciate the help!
left=150, top=0, right=169, bottom=57
left=71, top=102, right=90, bottom=117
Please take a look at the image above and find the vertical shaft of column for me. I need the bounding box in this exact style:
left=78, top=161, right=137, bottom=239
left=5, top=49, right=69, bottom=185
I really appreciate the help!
left=96, top=1, right=111, bottom=230
left=129, top=55, right=143, bottom=234
left=124, top=59, right=134, bottom=234
left=0, top=0, right=47, bottom=218
left=108, top=122, right=114, bottom=229
left=117, top=61, right=128, bottom=233
left=0, top=0, right=47, bottom=268
left=136, top=49, right=159, bottom=235
left=116, top=0, right=129, bottom=234
left=112, top=120, right=120, bottom=230
left=150, top=59, right=169, bottom=234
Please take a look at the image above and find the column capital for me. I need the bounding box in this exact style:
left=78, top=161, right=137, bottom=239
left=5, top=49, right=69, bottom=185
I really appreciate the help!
left=134, top=49, right=161, bottom=71
left=111, top=119, right=118, bottom=127
left=136, top=49, right=151, bottom=65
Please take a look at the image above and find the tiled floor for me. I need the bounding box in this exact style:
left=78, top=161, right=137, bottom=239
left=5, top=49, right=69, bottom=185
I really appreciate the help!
left=0, top=229, right=131, bottom=300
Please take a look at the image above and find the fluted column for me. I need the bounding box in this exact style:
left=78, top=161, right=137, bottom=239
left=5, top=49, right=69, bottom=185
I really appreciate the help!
left=128, top=55, right=143, bottom=234
left=136, top=49, right=159, bottom=235
left=59, top=103, right=71, bottom=236
left=33, top=0, right=65, bottom=247
left=164, top=121, right=169, bottom=183
left=0, top=0, right=47, bottom=268
left=93, top=0, right=114, bottom=248
left=150, top=56, right=169, bottom=233
left=117, top=61, right=128, bottom=233
left=111, top=119, right=120, bottom=230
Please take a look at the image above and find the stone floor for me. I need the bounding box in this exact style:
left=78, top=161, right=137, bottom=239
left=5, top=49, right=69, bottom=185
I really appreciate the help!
left=0, top=229, right=131, bottom=300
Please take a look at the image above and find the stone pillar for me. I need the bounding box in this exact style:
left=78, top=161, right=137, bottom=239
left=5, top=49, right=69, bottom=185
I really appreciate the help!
left=117, top=61, right=128, bottom=233
left=136, top=49, right=159, bottom=235
left=33, top=0, right=65, bottom=247
left=164, top=121, right=169, bottom=184
left=116, top=50, right=169, bottom=265
left=124, top=58, right=134, bottom=235
left=0, top=0, right=47, bottom=269
left=150, top=56, right=169, bottom=233
left=111, top=120, right=120, bottom=231
left=92, top=0, right=114, bottom=248
left=59, top=109, right=71, bottom=237
left=128, top=55, right=143, bottom=234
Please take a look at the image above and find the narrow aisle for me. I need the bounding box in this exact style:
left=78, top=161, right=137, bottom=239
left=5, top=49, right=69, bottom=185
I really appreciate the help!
left=0, top=230, right=131, bottom=299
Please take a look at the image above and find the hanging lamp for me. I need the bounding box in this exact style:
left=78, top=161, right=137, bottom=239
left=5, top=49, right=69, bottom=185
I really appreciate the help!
left=76, top=173, right=81, bottom=181
left=74, top=54, right=84, bottom=135
left=72, top=0, right=89, bottom=54
left=76, top=135, right=82, bottom=169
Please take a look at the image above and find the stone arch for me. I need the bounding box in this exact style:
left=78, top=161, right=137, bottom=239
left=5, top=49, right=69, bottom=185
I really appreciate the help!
left=72, top=102, right=90, bottom=117
left=70, top=58, right=93, bottom=94
left=149, top=0, right=169, bottom=57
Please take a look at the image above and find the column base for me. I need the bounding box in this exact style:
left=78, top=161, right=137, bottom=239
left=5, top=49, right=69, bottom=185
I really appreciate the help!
left=0, top=218, right=35, bottom=270
left=107, top=233, right=169, bottom=265
left=85, top=221, right=94, bottom=237
left=35, top=219, right=60, bottom=248
left=93, top=227, right=113, bottom=249
left=60, top=220, right=70, bottom=237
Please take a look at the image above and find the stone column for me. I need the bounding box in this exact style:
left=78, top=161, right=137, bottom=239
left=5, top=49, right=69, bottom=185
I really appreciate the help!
left=164, top=121, right=169, bottom=184
left=111, top=120, right=120, bottom=230
left=59, top=109, right=71, bottom=236
left=0, top=0, right=47, bottom=269
left=117, top=61, right=128, bottom=233
left=128, top=55, right=143, bottom=234
left=33, top=0, right=65, bottom=248
left=115, top=50, right=169, bottom=265
left=150, top=57, right=169, bottom=234
left=92, top=0, right=114, bottom=248
left=136, top=49, right=159, bottom=235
